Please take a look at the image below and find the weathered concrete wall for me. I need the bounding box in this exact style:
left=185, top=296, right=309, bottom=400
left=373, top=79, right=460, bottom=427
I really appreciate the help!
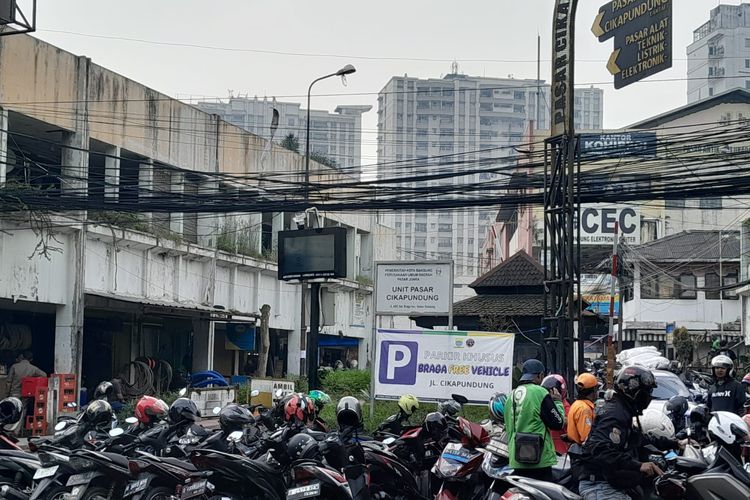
left=0, top=35, right=80, bottom=132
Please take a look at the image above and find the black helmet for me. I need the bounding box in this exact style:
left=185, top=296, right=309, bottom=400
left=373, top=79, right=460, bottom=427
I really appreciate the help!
left=614, top=365, right=657, bottom=414
left=689, top=405, right=710, bottom=426
left=287, top=432, right=320, bottom=461
left=218, top=404, right=254, bottom=434
left=437, top=399, right=461, bottom=417
left=423, top=412, right=448, bottom=441
left=83, top=400, right=113, bottom=427
left=0, top=397, right=23, bottom=426
left=94, top=381, right=114, bottom=401
left=336, top=396, right=362, bottom=429
left=169, top=398, right=200, bottom=425
left=665, top=396, right=688, bottom=427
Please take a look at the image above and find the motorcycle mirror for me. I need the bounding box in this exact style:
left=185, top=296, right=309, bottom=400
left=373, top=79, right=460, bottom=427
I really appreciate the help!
left=250, top=389, right=260, bottom=397
left=212, top=406, right=221, bottom=416
left=227, top=430, right=243, bottom=442
left=178, top=388, right=187, bottom=397
left=451, top=394, right=469, bottom=406
left=125, top=417, right=138, bottom=424
left=54, top=421, right=67, bottom=431
left=109, top=427, right=125, bottom=437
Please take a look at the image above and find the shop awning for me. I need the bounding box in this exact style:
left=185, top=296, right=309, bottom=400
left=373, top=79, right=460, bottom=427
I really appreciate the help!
left=319, top=335, right=360, bottom=347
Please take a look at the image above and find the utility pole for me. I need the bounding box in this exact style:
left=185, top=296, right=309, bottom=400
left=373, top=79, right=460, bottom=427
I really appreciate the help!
left=606, top=223, right=619, bottom=389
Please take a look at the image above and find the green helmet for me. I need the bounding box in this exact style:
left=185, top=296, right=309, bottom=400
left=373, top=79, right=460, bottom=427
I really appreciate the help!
left=308, top=390, right=331, bottom=410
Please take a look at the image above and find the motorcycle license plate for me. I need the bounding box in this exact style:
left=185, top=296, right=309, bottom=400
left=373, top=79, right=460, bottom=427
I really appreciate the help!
left=67, top=471, right=98, bottom=486
left=486, top=437, right=508, bottom=457
left=181, top=479, right=209, bottom=500
left=124, top=478, right=149, bottom=496
left=33, top=465, right=58, bottom=480
left=441, top=442, right=475, bottom=463
left=287, top=482, right=321, bottom=500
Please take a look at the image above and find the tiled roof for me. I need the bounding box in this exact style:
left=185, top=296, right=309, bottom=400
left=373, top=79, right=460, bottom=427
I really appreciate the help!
left=470, top=251, right=544, bottom=289
left=630, top=230, right=739, bottom=261
left=452, top=294, right=544, bottom=317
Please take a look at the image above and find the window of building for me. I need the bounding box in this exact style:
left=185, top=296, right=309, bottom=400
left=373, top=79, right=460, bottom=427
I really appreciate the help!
left=700, top=198, right=722, bottom=209
left=438, top=223, right=453, bottom=232
left=414, top=223, right=427, bottom=232
left=678, top=273, right=697, bottom=299
left=724, top=272, right=739, bottom=299
left=438, top=238, right=452, bottom=248
left=746, top=80, right=750, bottom=90
left=705, top=273, right=720, bottom=299
left=708, top=88, right=714, bottom=97
left=641, top=275, right=675, bottom=299
left=745, top=38, right=750, bottom=48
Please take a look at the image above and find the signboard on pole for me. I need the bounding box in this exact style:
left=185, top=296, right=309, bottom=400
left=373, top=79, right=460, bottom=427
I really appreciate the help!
left=592, top=0, right=673, bottom=89
left=374, top=261, right=453, bottom=316
left=551, top=0, right=578, bottom=137
left=579, top=204, right=640, bottom=245
left=579, top=132, right=657, bottom=159
left=374, top=329, right=515, bottom=404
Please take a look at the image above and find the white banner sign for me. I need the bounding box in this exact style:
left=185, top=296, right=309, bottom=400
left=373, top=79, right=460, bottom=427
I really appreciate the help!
left=580, top=204, right=640, bottom=245
left=374, top=329, right=514, bottom=403
left=375, top=261, right=453, bottom=315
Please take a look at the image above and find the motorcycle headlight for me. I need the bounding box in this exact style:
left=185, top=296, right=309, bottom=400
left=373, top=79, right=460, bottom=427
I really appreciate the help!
left=480, top=452, right=510, bottom=480
left=434, top=458, right=462, bottom=478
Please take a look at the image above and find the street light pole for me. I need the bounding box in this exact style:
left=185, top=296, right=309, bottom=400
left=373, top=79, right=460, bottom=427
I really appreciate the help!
left=302, top=64, right=356, bottom=390
left=304, top=64, right=356, bottom=203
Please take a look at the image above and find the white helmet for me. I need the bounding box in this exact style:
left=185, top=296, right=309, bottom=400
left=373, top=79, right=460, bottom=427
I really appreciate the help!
left=637, top=408, right=675, bottom=440
left=708, top=411, right=750, bottom=446
left=711, top=355, right=735, bottom=378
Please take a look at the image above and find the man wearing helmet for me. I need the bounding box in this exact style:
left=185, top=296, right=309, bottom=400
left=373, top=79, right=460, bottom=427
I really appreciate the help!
left=567, top=373, right=599, bottom=446
left=578, top=366, right=678, bottom=500
left=504, top=359, right=565, bottom=482
left=707, top=355, right=745, bottom=415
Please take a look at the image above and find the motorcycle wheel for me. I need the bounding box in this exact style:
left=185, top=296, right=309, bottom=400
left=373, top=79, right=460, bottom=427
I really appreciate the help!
left=143, top=487, right=174, bottom=500
left=81, top=487, right=110, bottom=500
left=41, top=485, right=71, bottom=500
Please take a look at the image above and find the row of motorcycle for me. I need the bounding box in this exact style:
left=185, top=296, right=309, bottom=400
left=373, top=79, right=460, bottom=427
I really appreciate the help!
left=0, top=387, right=749, bottom=500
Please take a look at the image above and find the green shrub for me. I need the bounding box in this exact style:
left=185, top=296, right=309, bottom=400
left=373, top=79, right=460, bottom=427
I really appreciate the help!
left=320, top=370, right=371, bottom=396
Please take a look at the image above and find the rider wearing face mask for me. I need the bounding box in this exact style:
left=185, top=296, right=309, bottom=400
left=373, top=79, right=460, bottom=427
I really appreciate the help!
left=707, top=355, right=745, bottom=416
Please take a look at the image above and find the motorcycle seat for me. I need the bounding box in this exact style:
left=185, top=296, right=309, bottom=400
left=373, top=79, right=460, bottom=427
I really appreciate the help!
left=159, top=456, right=198, bottom=471
left=0, top=449, right=39, bottom=462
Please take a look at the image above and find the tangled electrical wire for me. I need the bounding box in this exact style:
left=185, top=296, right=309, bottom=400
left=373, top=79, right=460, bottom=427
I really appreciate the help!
left=2, top=117, right=750, bottom=216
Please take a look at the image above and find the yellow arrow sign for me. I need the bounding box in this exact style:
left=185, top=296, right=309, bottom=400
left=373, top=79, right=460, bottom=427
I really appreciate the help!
left=591, top=11, right=605, bottom=37
left=607, top=49, right=621, bottom=75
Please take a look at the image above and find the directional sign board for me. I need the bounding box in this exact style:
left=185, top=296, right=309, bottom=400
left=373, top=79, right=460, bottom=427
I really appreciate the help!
left=592, top=0, right=672, bottom=89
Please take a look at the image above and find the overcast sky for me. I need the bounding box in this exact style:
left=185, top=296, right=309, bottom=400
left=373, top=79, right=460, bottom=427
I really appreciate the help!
left=34, top=0, right=727, bottom=166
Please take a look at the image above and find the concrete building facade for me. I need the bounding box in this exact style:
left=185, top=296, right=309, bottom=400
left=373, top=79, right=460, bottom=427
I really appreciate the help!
left=195, top=97, right=371, bottom=170
left=377, top=73, right=603, bottom=299
left=688, top=2, right=750, bottom=103
left=0, top=34, right=389, bottom=399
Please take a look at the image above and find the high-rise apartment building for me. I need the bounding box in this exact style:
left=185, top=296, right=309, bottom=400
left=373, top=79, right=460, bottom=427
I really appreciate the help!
left=688, top=3, right=750, bottom=103
left=377, top=73, right=603, bottom=299
left=196, top=97, right=371, bottom=169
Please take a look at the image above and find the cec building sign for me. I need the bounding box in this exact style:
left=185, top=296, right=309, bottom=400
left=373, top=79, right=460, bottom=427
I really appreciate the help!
left=375, top=329, right=515, bottom=403
left=580, top=204, right=640, bottom=245
left=375, top=261, right=452, bottom=316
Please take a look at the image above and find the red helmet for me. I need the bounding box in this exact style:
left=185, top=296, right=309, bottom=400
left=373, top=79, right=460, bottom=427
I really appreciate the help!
left=541, top=374, right=568, bottom=400
left=283, top=393, right=315, bottom=425
left=134, top=396, right=169, bottom=425
left=742, top=373, right=750, bottom=386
